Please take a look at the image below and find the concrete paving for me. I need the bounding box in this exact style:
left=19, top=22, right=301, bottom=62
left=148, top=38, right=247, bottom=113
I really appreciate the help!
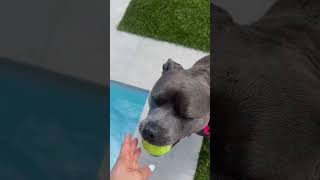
left=110, top=0, right=208, bottom=179
left=110, top=0, right=208, bottom=90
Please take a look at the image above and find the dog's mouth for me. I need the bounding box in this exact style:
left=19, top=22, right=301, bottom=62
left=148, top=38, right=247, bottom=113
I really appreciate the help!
left=139, top=122, right=182, bottom=147
left=143, top=138, right=179, bottom=147
left=140, top=134, right=177, bottom=147
left=141, top=137, right=181, bottom=157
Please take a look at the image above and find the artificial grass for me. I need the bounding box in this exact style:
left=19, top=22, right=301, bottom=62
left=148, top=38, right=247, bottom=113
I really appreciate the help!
left=194, top=138, right=210, bottom=180
left=118, top=0, right=210, bottom=52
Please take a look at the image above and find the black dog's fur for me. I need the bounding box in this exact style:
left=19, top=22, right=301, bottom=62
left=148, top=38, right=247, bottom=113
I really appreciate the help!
left=212, top=0, right=320, bottom=179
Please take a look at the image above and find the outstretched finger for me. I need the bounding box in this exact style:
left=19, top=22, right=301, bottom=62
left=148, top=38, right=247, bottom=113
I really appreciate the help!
left=133, top=147, right=141, bottom=162
left=130, top=138, right=138, bottom=157
left=120, top=133, right=131, bottom=156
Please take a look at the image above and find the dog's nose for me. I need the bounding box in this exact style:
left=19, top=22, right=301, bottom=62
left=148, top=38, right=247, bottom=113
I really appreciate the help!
left=142, top=122, right=161, bottom=140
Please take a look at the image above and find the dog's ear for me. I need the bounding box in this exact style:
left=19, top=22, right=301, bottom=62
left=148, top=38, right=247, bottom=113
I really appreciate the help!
left=162, top=59, right=183, bottom=72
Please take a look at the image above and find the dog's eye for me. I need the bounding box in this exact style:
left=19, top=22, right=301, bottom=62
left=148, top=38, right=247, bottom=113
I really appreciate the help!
left=185, top=117, right=194, bottom=121
left=174, top=104, right=193, bottom=120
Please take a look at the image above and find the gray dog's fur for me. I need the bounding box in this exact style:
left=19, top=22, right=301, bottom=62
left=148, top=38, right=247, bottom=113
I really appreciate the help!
left=139, top=56, right=210, bottom=146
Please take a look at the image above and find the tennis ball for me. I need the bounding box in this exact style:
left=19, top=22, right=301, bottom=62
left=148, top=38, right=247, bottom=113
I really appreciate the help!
left=142, top=139, right=172, bottom=156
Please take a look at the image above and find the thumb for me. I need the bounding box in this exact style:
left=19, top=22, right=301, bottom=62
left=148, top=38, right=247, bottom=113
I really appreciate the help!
left=138, top=164, right=154, bottom=179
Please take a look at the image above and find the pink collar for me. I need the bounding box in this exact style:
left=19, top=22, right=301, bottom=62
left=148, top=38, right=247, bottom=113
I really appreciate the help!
left=196, top=114, right=210, bottom=137
left=203, top=124, right=210, bottom=136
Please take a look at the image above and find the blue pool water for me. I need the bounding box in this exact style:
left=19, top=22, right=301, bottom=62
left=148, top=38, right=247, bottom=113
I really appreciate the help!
left=0, top=59, right=107, bottom=180
left=110, top=81, right=149, bottom=170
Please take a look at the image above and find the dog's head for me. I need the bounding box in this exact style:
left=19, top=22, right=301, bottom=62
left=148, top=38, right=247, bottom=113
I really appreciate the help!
left=139, top=58, right=210, bottom=147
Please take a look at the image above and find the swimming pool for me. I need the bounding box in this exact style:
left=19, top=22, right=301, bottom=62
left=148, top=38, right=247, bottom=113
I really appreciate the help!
left=0, top=59, right=107, bottom=180
left=110, top=81, right=149, bottom=170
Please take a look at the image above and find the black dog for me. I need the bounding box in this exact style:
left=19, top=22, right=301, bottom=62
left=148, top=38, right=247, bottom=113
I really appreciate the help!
left=212, top=0, right=320, bottom=179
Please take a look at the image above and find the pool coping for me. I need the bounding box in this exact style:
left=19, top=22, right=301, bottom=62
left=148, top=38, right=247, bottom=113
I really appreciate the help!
left=110, top=80, right=149, bottom=93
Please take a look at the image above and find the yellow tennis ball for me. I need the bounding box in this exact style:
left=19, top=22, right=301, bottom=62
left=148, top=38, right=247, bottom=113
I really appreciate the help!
left=142, top=139, right=172, bottom=156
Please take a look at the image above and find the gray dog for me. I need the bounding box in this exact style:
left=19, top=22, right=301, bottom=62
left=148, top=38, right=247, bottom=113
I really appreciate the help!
left=139, top=55, right=210, bottom=147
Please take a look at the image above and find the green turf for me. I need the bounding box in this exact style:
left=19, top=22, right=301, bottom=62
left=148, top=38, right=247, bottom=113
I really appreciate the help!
left=194, top=138, right=210, bottom=180
left=118, top=0, right=210, bottom=52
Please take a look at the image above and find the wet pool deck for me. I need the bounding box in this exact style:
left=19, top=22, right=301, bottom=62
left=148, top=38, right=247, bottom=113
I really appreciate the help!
left=110, top=0, right=208, bottom=179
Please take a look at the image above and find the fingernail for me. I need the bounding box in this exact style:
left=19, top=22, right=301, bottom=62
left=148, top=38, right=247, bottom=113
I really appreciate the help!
left=148, top=164, right=155, bottom=172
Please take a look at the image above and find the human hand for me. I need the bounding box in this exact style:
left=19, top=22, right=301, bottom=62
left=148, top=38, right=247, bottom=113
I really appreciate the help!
left=110, top=134, right=154, bottom=180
